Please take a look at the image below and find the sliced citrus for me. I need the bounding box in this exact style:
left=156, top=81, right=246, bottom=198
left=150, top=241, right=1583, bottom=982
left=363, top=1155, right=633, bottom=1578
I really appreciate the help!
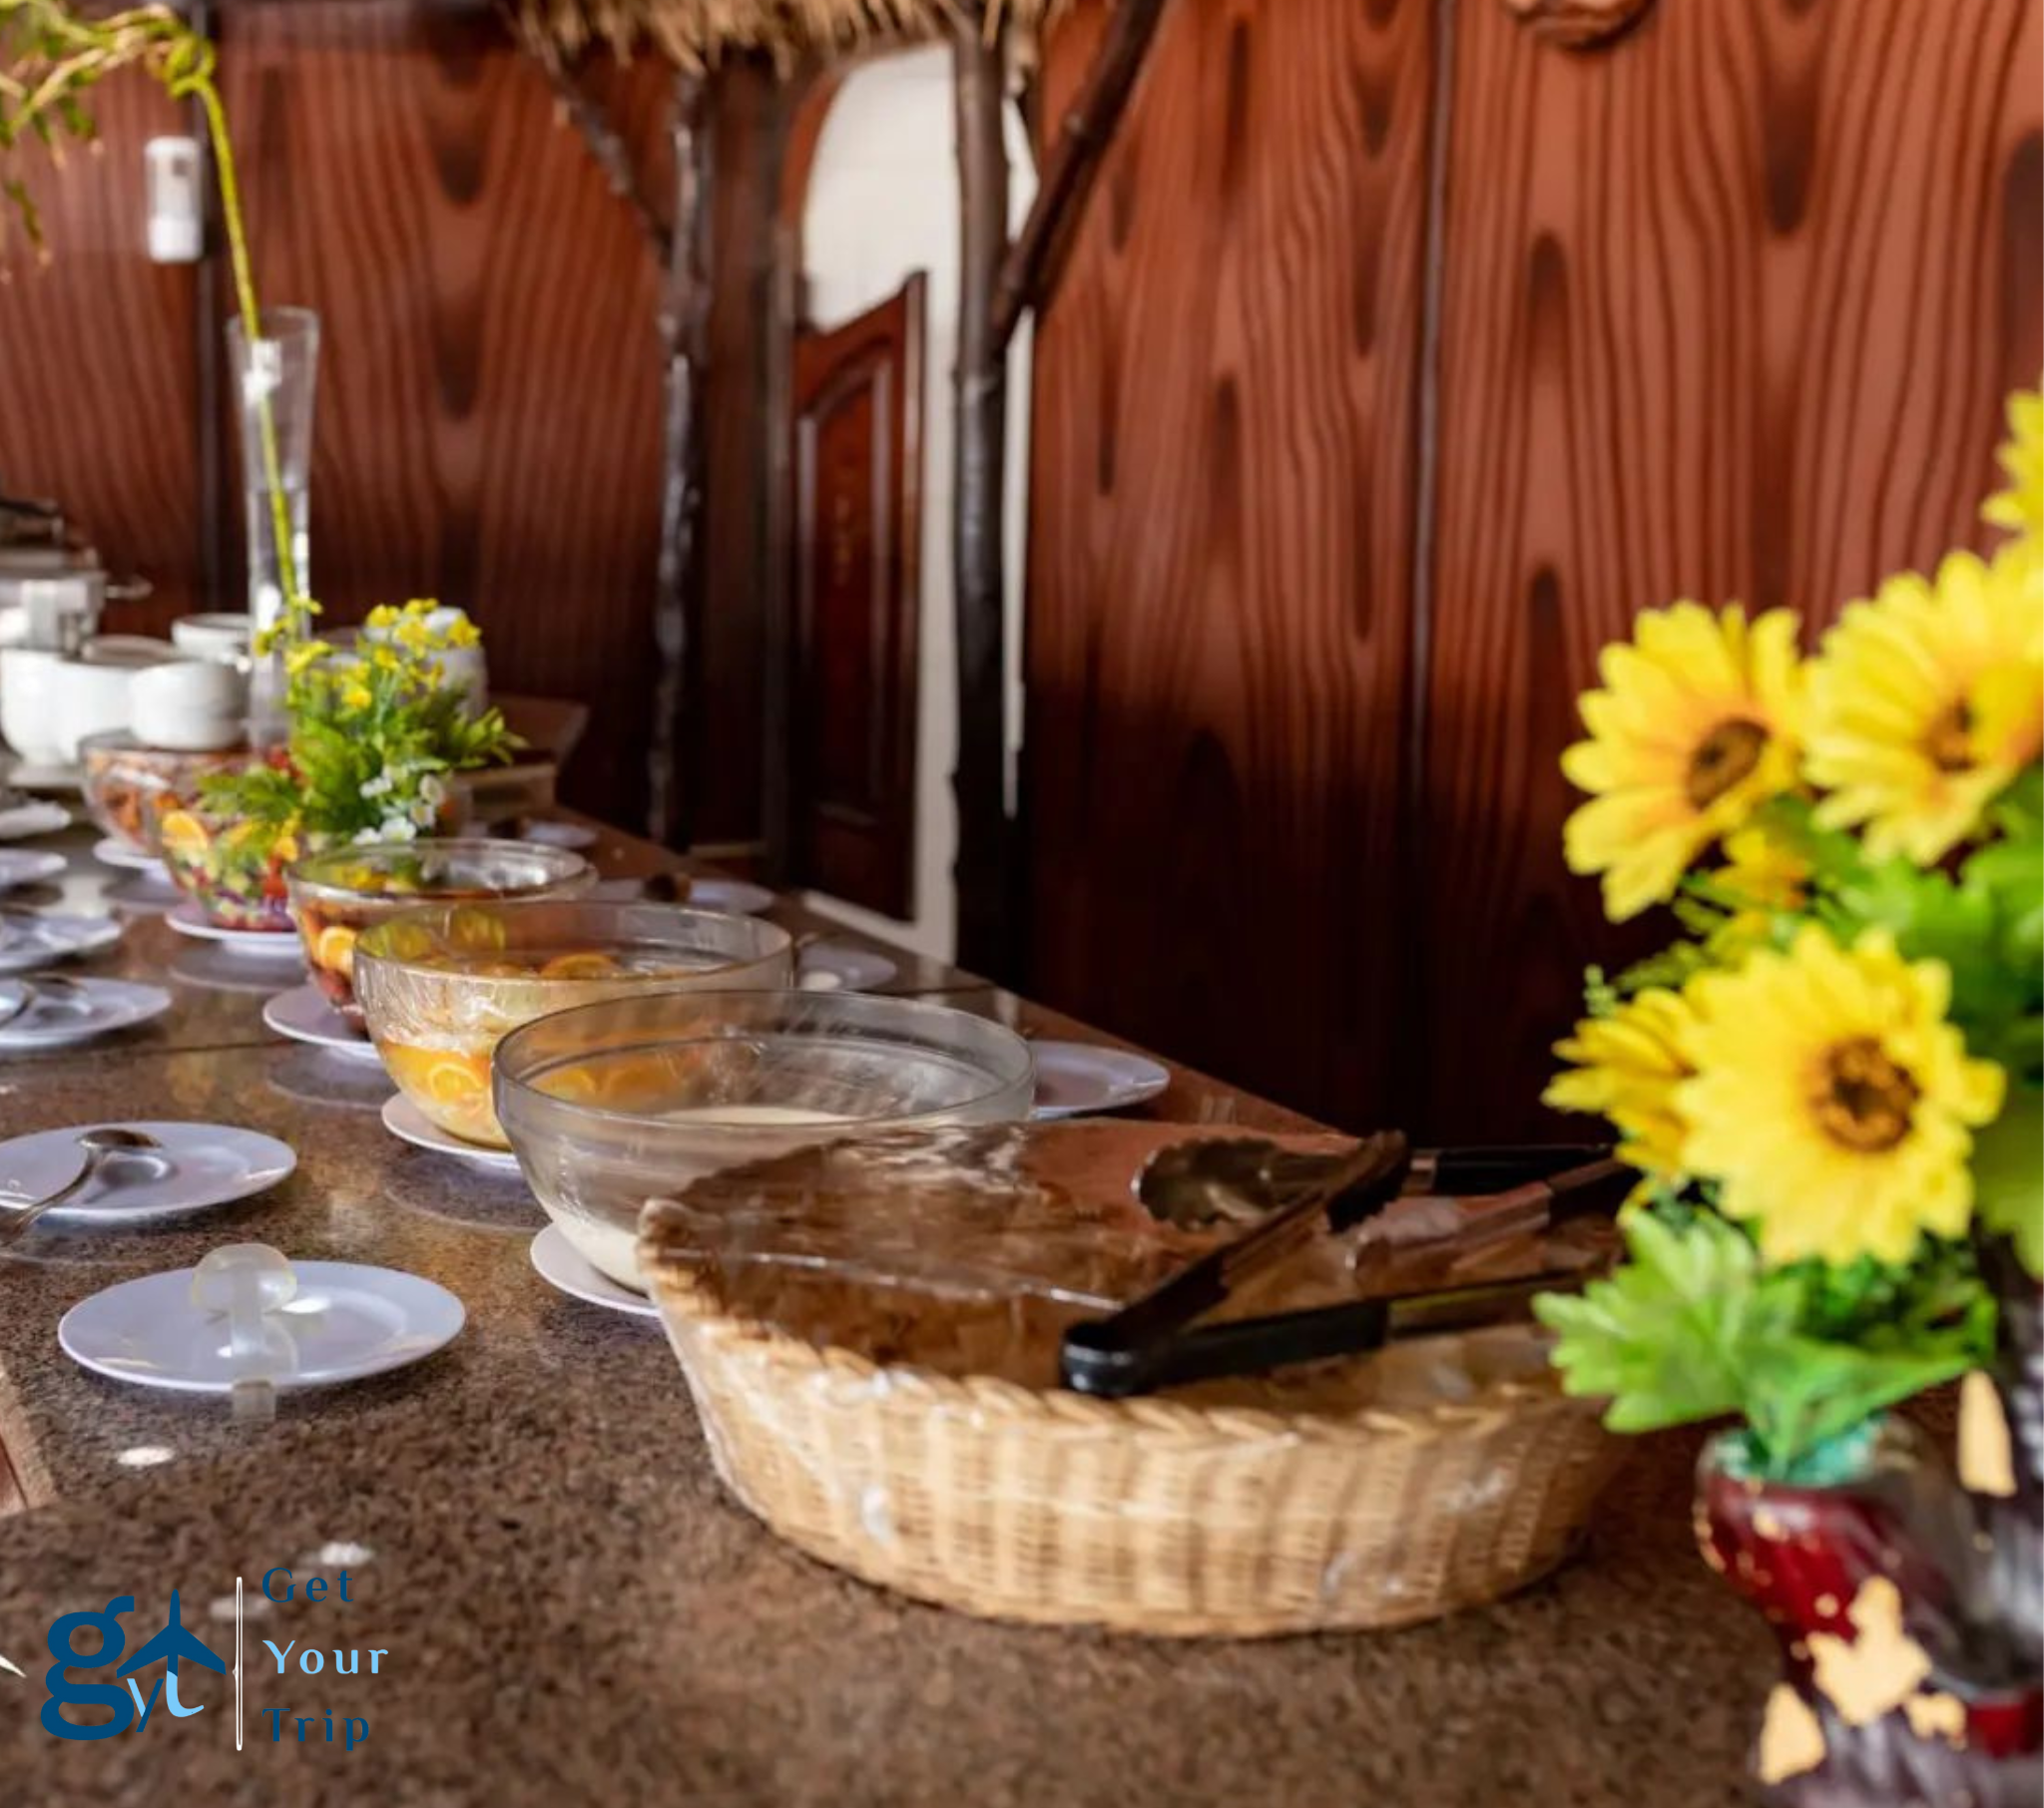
left=158, top=810, right=208, bottom=858
left=313, top=924, right=359, bottom=978
left=538, top=951, right=621, bottom=981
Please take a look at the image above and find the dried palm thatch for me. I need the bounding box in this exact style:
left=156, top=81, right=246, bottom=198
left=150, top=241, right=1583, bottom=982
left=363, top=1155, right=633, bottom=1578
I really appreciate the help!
left=513, top=0, right=1058, bottom=69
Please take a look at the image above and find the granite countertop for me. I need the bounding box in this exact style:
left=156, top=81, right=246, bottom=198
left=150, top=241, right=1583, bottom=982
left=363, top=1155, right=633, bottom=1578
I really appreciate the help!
left=0, top=818, right=1770, bottom=1804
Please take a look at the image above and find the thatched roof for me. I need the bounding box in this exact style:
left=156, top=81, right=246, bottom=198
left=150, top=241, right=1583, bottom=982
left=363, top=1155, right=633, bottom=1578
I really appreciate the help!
left=515, top=0, right=1057, bottom=68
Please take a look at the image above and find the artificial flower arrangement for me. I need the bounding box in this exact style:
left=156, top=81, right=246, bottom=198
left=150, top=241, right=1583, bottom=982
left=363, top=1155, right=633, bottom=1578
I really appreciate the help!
left=1534, top=388, right=2042, bottom=1795
left=1533, top=385, right=2041, bottom=1474
left=155, top=601, right=520, bottom=930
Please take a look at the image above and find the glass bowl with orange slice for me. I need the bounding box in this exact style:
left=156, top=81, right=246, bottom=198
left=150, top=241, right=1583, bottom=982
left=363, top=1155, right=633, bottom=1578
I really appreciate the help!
left=156, top=800, right=302, bottom=932
left=492, top=990, right=1037, bottom=1290
left=80, top=732, right=267, bottom=858
left=353, top=901, right=795, bottom=1151
left=284, top=839, right=596, bottom=1026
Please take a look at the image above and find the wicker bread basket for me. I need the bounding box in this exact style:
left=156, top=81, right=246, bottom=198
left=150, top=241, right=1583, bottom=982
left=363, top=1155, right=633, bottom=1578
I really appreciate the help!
left=644, top=1251, right=1625, bottom=1636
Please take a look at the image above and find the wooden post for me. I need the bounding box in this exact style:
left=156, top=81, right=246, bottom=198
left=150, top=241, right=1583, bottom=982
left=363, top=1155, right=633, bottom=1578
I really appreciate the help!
left=648, top=67, right=712, bottom=847
left=949, top=9, right=1013, bottom=976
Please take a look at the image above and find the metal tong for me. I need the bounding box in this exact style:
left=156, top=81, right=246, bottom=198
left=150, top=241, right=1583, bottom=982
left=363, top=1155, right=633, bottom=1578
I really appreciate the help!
left=1058, top=1136, right=1626, bottom=1398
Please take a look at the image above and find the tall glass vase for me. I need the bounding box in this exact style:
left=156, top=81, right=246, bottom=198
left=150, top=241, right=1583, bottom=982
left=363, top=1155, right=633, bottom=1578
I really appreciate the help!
left=227, top=305, right=318, bottom=635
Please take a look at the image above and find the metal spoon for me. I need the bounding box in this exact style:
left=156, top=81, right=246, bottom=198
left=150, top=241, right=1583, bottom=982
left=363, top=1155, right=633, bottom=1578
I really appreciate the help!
left=0, top=974, right=91, bottom=1030
left=0, top=1127, right=164, bottom=1246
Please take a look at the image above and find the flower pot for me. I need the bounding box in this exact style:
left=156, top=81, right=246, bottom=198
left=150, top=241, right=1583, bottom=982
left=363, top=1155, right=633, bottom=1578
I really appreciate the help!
left=1697, top=1420, right=2042, bottom=1804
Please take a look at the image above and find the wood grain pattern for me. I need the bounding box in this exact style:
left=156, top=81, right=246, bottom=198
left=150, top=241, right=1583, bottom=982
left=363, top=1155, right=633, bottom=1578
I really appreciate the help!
left=211, top=2, right=674, bottom=822
left=1023, top=0, right=1435, bottom=1131
left=0, top=79, right=203, bottom=638
left=789, top=273, right=924, bottom=917
left=1418, top=0, right=2044, bottom=1140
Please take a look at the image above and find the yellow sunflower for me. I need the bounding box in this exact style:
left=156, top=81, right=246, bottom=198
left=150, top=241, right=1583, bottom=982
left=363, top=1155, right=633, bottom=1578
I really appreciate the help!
left=1546, top=987, right=1699, bottom=1183
left=1983, top=383, right=2042, bottom=542
left=1678, top=926, right=2004, bottom=1267
left=1562, top=604, right=1802, bottom=923
left=1804, top=548, right=2044, bottom=865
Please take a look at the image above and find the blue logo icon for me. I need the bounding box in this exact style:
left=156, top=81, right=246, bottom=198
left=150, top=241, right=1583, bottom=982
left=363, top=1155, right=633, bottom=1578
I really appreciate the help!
left=43, top=1591, right=226, bottom=1741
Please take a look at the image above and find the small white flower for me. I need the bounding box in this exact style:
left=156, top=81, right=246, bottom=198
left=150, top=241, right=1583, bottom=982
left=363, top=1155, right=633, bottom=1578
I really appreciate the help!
left=419, top=773, right=448, bottom=806
left=377, top=816, right=418, bottom=843
left=361, top=770, right=394, bottom=800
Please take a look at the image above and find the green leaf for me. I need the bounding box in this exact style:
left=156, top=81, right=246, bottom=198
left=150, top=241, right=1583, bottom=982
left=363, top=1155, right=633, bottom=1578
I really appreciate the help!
left=1974, top=1087, right=2044, bottom=1275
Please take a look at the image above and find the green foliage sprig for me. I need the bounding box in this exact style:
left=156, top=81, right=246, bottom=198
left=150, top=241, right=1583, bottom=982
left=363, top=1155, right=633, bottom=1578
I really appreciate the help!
left=1, top=1, right=299, bottom=608
left=202, top=604, right=521, bottom=848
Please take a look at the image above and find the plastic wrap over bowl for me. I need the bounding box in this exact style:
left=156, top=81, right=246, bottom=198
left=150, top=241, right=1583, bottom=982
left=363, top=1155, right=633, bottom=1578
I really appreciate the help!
left=354, top=900, right=793, bottom=1150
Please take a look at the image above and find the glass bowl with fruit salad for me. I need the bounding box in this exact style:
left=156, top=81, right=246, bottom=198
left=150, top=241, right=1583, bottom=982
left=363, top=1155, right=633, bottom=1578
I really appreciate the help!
left=353, top=901, right=795, bottom=1150
left=492, top=990, right=1037, bottom=1290
left=80, top=732, right=273, bottom=858
left=285, top=839, right=596, bottom=1025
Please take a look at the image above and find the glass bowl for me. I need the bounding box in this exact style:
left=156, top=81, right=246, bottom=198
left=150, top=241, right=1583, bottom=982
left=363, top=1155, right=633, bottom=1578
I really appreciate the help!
left=157, top=803, right=302, bottom=932
left=79, top=730, right=271, bottom=856
left=285, top=839, right=596, bottom=1025
left=493, top=990, right=1037, bottom=1290
left=354, top=901, right=795, bottom=1150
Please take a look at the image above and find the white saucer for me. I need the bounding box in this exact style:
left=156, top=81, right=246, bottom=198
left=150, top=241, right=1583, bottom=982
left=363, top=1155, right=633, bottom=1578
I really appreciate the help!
left=516, top=818, right=599, bottom=851
left=262, top=983, right=380, bottom=1061
left=93, top=836, right=168, bottom=878
left=0, top=978, right=173, bottom=1050
left=103, top=873, right=182, bottom=914
left=166, top=900, right=303, bottom=957
left=0, top=849, right=66, bottom=890
left=529, top=1223, right=660, bottom=1318
left=0, top=800, right=70, bottom=840
left=687, top=877, right=773, bottom=916
left=1028, top=1041, right=1172, bottom=1120
left=59, top=1258, right=463, bottom=1394
left=0, top=912, right=122, bottom=974
left=0, top=1121, right=295, bottom=1224
left=797, top=942, right=899, bottom=993
left=381, top=1095, right=522, bottom=1170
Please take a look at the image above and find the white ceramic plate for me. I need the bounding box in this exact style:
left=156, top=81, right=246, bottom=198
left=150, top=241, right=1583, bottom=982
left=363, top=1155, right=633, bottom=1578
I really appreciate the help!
left=0, top=1121, right=295, bottom=1225
left=0, top=849, right=66, bottom=890
left=0, top=912, right=122, bottom=974
left=0, top=800, right=70, bottom=840
left=515, top=818, right=599, bottom=851
left=93, top=836, right=167, bottom=878
left=529, top=1223, right=660, bottom=1319
left=380, top=1095, right=522, bottom=1170
left=58, top=1259, right=463, bottom=1394
left=686, top=877, right=773, bottom=917
left=0, top=977, right=172, bottom=1051
left=1028, top=1041, right=1172, bottom=1121
left=4, top=764, right=81, bottom=794
left=797, top=942, right=899, bottom=993
left=262, top=983, right=379, bottom=1061
left=166, top=900, right=303, bottom=958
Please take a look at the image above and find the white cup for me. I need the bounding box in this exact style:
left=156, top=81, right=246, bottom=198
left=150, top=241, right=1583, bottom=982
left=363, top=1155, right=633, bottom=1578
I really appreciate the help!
left=171, top=612, right=256, bottom=664
left=131, top=659, right=249, bottom=751
left=0, top=646, right=67, bottom=763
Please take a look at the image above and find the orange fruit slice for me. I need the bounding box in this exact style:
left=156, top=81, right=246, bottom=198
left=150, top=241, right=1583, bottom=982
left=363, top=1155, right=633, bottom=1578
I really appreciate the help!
left=158, top=810, right=208, bottom=859
left=538, top=951, right=621, bottom=981
left=313, top=924, right=359, bottom=978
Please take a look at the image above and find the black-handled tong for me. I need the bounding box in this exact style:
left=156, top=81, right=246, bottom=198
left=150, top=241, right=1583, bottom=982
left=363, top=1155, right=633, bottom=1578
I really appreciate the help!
left=1060, top=1138, right=1624, bottom=1398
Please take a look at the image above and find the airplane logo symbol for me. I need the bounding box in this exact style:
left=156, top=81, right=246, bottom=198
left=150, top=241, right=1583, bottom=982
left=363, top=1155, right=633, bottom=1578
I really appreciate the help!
left=117, top=1590, right=226, bottom=1724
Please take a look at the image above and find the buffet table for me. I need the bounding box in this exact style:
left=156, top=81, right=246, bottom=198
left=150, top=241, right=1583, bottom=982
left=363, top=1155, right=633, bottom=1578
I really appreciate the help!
left=0, top=813, right=1769, bottom=1805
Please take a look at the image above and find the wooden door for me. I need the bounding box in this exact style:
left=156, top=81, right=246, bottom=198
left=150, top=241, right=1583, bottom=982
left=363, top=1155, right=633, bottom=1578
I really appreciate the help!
left=787, top=274, right=926, bottom=919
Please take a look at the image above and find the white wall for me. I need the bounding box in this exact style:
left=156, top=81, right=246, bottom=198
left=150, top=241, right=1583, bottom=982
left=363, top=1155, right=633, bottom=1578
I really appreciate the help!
left=795, top=45, right=1034, bottom=965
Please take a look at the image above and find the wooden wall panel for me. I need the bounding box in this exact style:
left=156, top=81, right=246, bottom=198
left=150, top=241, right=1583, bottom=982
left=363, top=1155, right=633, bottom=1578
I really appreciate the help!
left=1024, top=0, right=1435, bottom=1130
left=217, top=3, right=672, bottom=822
left=0, top=80, right=202, bottom=637
left=1417, top=0, right=2044, bottom=1141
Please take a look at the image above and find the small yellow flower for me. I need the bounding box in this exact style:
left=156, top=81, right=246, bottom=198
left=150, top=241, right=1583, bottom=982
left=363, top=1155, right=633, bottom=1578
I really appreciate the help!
left=1983, top=383, right=2043, bottom=542
left=1547, top=987, right=1700, bottom=1183
left=1562, top=603, right=1803, bottom=922
left=365, top=604, right=399, bottom=632
left=1678, top=926, right=2004, bottom=1267
left=340, top=678, right=373, bottom=712
left=283, top=638, right=332, bottom=679
left=1804, top=547, right=2044, bottom=865
left=444, top=615, right=481, bottom=650
left=1713, top=824, right=1810, bottom=946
